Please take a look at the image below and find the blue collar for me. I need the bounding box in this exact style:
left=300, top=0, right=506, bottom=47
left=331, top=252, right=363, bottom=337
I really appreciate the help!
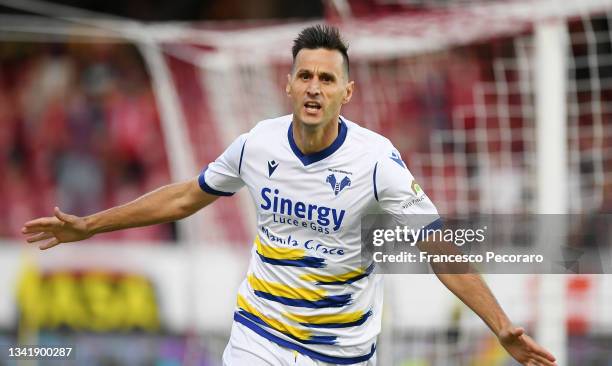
left=287, top=118, right=348, bottom=166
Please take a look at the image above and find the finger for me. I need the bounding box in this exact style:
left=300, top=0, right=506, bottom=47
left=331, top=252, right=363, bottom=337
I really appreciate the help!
left=532, top=346, right=556, bottom=362
left=523, top=338, right=556, bottom=361
left=39, top=237, right=60, bottom=250
left=531, top=354, right=557, bottom=366
left=533, top=355, right=556, bottom=366
left=22, top=217, right=60, bottom=233
left=38, top=238, right=60, bottom=250
left=54, top=207, right=75, bottom=224
left=26, top=232, right=54, bottom=243
left=22, top=225, right=53, bottom=234
left=525, top=361, right=544, bottom=366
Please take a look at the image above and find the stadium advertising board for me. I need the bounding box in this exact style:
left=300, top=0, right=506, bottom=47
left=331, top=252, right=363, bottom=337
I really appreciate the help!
left=17, top=266, right=160, bottom=332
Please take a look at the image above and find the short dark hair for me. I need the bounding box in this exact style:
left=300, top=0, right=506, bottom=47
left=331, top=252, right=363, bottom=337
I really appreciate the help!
left=292, top=25, right=350, bottom=76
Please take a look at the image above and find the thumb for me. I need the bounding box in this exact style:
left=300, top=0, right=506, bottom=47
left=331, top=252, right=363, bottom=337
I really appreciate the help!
left=54, top=207, right=74, bottom=224
left=510, top=327, right=525, bottom=338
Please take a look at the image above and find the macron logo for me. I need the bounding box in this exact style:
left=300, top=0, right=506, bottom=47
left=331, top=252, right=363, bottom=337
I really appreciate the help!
left=268, top=160, right=279, bottom=177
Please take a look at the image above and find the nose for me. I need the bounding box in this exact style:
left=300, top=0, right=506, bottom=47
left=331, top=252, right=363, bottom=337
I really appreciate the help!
left=306, top=78, right=320, bottom=97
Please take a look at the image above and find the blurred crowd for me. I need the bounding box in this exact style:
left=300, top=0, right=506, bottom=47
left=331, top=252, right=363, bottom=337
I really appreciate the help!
left=1, top=18, right=610, bottom=242
left=0, top=42, right=174, bottom=240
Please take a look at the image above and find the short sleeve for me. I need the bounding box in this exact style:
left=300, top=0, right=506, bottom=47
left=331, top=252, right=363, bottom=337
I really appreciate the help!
left=374, top=145, right=441, bottom=230
left=198, top=133, right=248, bottom=196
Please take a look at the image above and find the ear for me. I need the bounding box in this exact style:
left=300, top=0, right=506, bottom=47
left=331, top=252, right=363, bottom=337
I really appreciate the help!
left=285, top=74, right=292, bottom=96
left=342, top=81, right=355, bottom=104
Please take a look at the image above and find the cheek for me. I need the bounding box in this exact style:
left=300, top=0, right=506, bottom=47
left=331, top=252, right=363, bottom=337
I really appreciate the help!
left=329, top=91, right=345, bottom=107
left=290, top=85, right=306, bottom=97
left=288, top=87, right=300, bottom=101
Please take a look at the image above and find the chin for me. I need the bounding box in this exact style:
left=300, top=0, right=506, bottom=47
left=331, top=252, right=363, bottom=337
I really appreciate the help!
left=301, top=118, right=323, bottom=126
left=297, top=113, right=324, bottom=126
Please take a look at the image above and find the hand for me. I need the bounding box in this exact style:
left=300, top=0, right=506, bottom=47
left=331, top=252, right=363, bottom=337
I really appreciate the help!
left=22, top=207, right=92, bottom=250
left=498, top=326, right=557, bottom=366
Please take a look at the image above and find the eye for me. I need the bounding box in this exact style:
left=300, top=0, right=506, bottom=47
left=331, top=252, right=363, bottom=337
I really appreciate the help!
left=320, top=74, right=334, bottom=83
left=299, top=72, right=311, bottom=80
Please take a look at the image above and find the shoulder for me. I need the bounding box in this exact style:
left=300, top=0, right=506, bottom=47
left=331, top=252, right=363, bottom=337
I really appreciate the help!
left=223, top=115, right=290, bottom=152
left=247, top=114, right=292, bottom=137
left=342, top=117, right=396, bottom=159
left=343, top=119, right=411, bottom=178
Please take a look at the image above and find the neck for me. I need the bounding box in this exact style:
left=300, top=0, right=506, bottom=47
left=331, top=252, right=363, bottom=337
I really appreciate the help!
left=292, top=117, right=340, bottom=154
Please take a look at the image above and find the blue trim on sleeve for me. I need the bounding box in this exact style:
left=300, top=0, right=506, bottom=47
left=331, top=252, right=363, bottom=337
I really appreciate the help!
left=424, top=217, right=443, bottom=231
left=238, top=139, right=247, bottom=175
left=415, top=217, right=444, bottom=242
left=198, top=168, right=235, bottom=196
left=288, top=118, right=348, bottom=166
left=373, top=162, right=379, bottom=201
left=233, top=312, right=376, bottom=364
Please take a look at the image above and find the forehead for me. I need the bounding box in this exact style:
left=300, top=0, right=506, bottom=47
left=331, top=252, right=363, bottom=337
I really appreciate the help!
left=293, top=48, right=345, bottom=75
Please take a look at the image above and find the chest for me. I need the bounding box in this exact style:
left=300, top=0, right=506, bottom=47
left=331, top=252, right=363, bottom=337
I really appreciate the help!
left=241, top=147, right=376, bottom=231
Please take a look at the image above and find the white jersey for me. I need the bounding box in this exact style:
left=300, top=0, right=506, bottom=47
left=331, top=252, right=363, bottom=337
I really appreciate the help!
left=199, top=115, right=439, bottom=364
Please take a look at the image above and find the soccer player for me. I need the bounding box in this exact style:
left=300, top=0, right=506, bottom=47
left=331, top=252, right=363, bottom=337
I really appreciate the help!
left=23, top=25, right=557, bottom=366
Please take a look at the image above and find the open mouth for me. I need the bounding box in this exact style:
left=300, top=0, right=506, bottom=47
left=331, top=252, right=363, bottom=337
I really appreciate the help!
left=304, top=101, right=322, bottom=113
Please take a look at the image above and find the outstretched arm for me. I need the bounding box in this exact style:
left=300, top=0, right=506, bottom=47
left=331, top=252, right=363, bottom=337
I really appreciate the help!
left=22, top=179, right=218, bottom=250
left=418, top=240, right=557, bottom=366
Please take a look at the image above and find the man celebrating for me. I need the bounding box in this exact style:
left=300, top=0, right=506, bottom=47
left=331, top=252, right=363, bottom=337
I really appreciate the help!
left=23, top=25, right=556, bottom=366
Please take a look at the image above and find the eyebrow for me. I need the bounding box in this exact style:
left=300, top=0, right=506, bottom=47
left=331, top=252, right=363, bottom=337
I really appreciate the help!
left=296, top=69, right=338, bottom=80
